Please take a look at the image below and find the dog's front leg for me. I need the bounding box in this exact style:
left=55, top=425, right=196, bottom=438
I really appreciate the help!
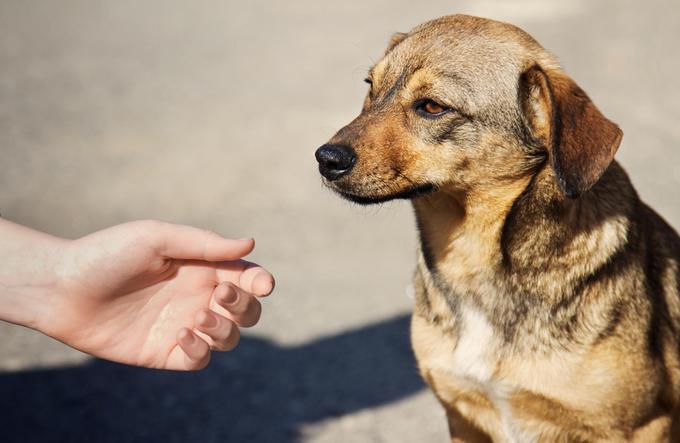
left=445, top=406, right=493, bottom=443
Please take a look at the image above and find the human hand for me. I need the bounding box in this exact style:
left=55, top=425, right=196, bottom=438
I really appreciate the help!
left=36, top=220, right=274, bottom=370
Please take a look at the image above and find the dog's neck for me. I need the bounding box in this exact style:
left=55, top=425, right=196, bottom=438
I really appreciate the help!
left=412, top=176, right=531, bottom=292
left=412, top=161, right=635, bottom=334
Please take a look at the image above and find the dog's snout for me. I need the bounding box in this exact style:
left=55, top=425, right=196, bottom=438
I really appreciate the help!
left=315, top=144, right=356, bottom=180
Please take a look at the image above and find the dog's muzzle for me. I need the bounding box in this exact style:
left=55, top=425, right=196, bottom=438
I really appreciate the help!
left=315, top=144, right=356, bottom=181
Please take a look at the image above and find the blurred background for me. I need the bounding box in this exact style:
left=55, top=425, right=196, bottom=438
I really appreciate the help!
left=1, top=0, right=679, bottom=441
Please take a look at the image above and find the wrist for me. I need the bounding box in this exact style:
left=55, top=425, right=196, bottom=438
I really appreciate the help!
left=0, top=219, right=69, bottom=332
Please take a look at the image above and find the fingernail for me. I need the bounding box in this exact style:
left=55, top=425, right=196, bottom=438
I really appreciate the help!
left=222, top=286, right=238, bottom=305
left=180, top=328, right=195, bottom=344
left=237, top=237, right=253, bottom=242
left=200, top=311, right=217, bottom=328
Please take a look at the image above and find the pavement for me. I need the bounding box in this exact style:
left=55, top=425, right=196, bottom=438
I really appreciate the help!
left=1, top=0, right=679, bottom=441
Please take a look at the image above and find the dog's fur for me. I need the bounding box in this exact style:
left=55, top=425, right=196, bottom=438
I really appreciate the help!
left=317, top=15, right=680, bottom=442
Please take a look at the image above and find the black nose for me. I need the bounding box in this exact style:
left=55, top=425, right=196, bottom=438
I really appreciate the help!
left=315, top=144, right=356, bottom=180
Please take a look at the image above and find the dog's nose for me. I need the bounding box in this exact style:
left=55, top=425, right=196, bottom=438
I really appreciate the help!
left=315, top=144, right=356, bottom=180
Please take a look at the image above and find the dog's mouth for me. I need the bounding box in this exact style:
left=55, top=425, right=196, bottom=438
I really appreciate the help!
left=329, top=181, right=437, bottom=205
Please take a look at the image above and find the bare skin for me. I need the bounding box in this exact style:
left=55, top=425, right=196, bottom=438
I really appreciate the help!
left=0, top=218, right=275, bottom=371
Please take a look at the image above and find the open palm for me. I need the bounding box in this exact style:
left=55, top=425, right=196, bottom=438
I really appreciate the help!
left=42, top=221, right=274, bottom=370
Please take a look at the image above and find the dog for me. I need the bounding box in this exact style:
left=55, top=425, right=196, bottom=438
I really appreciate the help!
left=315, top=14, right=680, bottom=442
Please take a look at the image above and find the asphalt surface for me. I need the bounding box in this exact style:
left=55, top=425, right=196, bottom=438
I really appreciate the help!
left=1, top=1, right=679, bottom=442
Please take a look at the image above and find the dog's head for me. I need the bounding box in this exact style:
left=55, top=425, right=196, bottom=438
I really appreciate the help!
left=315, top=15, right=622, bottom=203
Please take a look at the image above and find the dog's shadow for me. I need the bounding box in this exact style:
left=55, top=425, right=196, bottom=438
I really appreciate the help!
left=0, top=314, right=425, bottom=443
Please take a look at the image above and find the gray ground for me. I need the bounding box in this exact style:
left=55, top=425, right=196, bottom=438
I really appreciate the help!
left=1, top=1, right=679, bottom=442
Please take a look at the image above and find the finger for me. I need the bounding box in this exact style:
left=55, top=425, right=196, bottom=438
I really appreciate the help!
left=212, top=282, right=262, bottom=327
left=195, top=309, right=240, bottom=351
left=216, top=260, right=275, bottom=296
left=176, top=327, right=211, bottom=370
left=151, top=221, right=255, bottom=261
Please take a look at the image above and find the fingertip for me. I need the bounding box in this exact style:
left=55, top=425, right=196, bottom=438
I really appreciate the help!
left=195, top=309, right=217, bottom=330
left=214, top=282, right=239, bottom=307
left=239, top=298, right=262, bottom=328
left=233, top=237, right=255, bottom=253
left=177, top=327, right=193, bottom=345
left=188, top=352, right=211, bottom=371
left=253, top=271, right=275, bottom=296
left=176, top=328, right=210, bottom=370
left=219, top=320, right=241, bottom=351
left=213, top=237, right=254, bottom=261
left=156, top=223, right=256, bottom=262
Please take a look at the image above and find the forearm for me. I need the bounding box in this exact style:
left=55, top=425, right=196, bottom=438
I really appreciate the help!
left=0, top=218, right=66, bottom=330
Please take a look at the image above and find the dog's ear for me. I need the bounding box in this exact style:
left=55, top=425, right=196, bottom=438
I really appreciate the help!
left=384, top=32, right=408, bottom=55
left=519, top=65, right=622, bottom=198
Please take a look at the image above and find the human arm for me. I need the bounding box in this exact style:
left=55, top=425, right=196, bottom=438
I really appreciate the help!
left=0, top=218, right=274, bottom=370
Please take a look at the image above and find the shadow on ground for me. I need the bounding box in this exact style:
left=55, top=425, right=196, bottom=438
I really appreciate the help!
left=0, top=314, right=424, bottom=443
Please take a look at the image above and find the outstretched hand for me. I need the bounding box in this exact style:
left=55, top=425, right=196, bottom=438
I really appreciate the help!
left=36, top=220, right=274, bottom=370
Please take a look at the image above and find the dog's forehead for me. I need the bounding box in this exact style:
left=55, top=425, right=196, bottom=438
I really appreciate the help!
left=404, top=28, right=527, bottom=79
left=370, top=16, right=553, bottom=114
left=407, top=14, right=544, bottom=54
left=370, top=41, right=518, bottom=114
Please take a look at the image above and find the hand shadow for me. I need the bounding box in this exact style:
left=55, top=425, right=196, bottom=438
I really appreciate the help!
left=0, top=314, right=425, bottom=443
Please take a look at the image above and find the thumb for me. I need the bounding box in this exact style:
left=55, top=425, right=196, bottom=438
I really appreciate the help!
left=152, top=222, right=255, bottom=261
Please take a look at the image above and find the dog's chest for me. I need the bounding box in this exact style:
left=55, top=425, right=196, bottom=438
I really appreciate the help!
left=412, top=303, right=535, bottom=442
left=414, top=300, right=507, bottom=393
left=450, top=303, right=498, bottom=382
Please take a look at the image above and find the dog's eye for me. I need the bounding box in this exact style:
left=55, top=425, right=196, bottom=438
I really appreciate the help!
left=364, top=78, right=373, bottom=86
left=415, top=99, right=449, bottom=117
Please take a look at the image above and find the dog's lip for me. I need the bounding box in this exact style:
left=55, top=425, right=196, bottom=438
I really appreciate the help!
left=331, top=182, right=437, bottom=205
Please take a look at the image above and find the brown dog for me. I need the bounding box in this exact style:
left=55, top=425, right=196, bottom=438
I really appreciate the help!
left=315, top=14, right=680, bottom=442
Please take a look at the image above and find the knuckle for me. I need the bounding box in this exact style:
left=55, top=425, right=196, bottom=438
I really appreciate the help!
left=203, top=229, right=218, bottom=237
left=131, top=219, right=162, bottom=232
left=127, top=220, right=165, bottom=246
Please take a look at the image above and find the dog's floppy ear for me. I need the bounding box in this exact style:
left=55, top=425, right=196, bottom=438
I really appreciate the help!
left=384, top=32, right=408, bottom=54
left=519, top=65, right=622, bottom=198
